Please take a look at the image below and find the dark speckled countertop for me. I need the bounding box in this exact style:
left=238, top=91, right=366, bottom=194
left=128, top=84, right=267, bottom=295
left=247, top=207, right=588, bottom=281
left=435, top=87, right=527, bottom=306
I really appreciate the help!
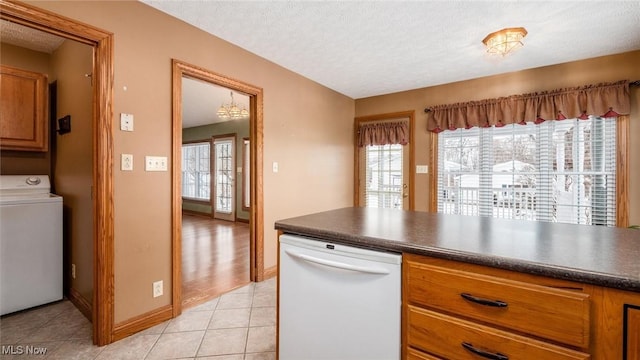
left=274, top=207, right=640, bottom=293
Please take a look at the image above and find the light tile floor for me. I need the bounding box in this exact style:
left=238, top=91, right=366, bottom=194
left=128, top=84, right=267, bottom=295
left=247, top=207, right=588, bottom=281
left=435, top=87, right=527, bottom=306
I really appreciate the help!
left=0, top=278, right=276, bottom=360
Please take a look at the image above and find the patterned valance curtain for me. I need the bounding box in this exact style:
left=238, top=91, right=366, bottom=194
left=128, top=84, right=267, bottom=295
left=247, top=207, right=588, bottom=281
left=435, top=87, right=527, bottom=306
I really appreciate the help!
left=427, top=80, right=630, bottom=133
left=357, top=121, right=408, bottom=147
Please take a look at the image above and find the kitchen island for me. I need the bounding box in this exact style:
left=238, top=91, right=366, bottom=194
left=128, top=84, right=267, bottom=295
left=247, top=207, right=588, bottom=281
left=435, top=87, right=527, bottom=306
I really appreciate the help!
left=275, top=207, right=640, bottom=359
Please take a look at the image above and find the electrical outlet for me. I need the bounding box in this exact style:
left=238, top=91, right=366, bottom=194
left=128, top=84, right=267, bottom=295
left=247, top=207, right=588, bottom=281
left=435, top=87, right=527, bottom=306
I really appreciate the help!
left=71, top=264, right=76, bottom=279
left=153, top=280, right=163, bottom=298
left=121, top=154, right=133, bottom=171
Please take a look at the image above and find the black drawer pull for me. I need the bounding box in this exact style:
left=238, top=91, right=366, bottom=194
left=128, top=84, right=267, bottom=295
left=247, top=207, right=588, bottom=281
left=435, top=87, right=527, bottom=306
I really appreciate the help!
left=462, top=342, right=509, bottom=360
left=460, top=293, right=508, bottom=307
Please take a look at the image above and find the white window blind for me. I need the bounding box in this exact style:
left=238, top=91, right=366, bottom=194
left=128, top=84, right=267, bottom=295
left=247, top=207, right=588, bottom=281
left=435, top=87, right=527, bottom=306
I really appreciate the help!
left=181, top=142, right=210, bottom=200
left=437, top=117, right=616, bottom=226
left=366, top=144, right=403, bottom=209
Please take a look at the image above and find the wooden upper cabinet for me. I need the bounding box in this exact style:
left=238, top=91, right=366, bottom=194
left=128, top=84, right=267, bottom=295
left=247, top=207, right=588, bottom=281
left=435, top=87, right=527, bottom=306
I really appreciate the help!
left=0, top=65, right=48, bottom=152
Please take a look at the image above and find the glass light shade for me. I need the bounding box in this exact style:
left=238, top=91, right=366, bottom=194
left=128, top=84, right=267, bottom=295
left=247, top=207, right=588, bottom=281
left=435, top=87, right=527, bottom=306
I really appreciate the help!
left=217, top=105, right=229, bottom=119
left=216, top=92, right=249, bottom=120
left=482, top=27, right=527, bottom=56
left=229, top=104, right=241, bottom=117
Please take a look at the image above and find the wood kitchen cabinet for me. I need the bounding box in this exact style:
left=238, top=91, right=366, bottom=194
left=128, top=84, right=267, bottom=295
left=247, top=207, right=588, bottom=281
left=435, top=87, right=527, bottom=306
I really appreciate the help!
left=404, top=254, right=593, bottom=359
left=403, top=253, right=640, bottom=359
left=0, top=65, right=48, bottom=152
left=625, top=305, right=640, bottom=360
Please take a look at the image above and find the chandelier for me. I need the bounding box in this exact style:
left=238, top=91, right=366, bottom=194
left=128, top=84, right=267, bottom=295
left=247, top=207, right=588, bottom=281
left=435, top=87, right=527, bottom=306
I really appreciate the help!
left=482, top=27, right=528, bottom=56
left=217, top=91, right=249, bottom=120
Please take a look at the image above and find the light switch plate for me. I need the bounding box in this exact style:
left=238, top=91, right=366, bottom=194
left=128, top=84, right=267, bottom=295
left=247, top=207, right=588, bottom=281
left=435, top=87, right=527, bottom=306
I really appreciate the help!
left=145, top=156, right=168, bottom=171
left=120, top=113, right=134, bottom=131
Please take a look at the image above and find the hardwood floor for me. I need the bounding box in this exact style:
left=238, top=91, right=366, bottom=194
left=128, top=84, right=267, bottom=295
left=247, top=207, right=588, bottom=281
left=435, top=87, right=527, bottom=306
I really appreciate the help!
left=181, top=213, right=250, bottom=309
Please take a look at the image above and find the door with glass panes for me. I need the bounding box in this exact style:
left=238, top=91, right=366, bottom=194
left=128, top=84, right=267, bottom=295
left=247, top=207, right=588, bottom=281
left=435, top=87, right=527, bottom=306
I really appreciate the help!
left=213, top=135, right=236, bottom=221
left=358, top=144, right=409, bottom=209
left=355, top=117, right=411, bottom=210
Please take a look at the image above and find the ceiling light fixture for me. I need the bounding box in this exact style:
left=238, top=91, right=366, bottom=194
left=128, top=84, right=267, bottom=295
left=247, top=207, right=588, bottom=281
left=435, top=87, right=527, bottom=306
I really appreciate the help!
left=482, top=27, right=528, bottom=56
left=217, top=91, right=249, bottom=120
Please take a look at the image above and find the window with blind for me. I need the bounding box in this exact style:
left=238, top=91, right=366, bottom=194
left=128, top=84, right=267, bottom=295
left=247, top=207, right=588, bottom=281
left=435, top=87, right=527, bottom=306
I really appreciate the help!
left=437, top=117, right=616, bottom=226
left=182, top=142, right=211, bottom=201
left=366, top=144, right=403, bottom=209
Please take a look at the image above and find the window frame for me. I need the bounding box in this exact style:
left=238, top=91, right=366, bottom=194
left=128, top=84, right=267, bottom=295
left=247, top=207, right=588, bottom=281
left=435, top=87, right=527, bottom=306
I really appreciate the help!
left=428, top=116, right=629, bottom=227
left=212, top=135, right=236, bottom=216
left=181, top=139, right=212, bottom=204
left=242, top=137, right=250, bottom=211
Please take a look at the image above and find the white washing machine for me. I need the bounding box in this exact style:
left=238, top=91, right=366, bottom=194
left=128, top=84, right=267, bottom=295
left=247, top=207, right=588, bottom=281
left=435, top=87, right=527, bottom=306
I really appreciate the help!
left=0, top=175, right=63, bottom=315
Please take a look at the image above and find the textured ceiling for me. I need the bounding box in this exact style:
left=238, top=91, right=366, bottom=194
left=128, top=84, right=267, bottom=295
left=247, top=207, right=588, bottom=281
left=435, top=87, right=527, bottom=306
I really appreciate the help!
left=0, top=19, right=65, bottom=53
left=142, top=1, right=640, bottom=99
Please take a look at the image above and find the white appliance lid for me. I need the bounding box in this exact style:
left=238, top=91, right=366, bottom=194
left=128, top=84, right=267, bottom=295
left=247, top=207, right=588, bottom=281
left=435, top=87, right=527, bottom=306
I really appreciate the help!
left=0, top=175, right=51, bottom=196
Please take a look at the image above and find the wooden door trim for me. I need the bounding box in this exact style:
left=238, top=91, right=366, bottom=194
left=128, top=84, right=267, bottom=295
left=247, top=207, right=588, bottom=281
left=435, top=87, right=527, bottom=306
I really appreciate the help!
left=1, top=0, right=115, bottom=346
left=428, top=132, right=438, bottom=213
left=171, top=59, right=264, bottom=317
left=353, top=110, right=415, bottom=210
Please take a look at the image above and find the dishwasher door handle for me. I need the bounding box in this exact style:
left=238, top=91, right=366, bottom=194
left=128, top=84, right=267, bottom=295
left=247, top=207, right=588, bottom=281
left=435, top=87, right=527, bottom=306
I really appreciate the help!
left=284, top=249, right=391, bottom=275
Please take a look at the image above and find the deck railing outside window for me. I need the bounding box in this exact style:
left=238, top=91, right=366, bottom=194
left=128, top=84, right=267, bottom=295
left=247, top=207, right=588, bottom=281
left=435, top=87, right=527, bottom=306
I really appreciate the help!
left=437, top=117, right=616, bottom=226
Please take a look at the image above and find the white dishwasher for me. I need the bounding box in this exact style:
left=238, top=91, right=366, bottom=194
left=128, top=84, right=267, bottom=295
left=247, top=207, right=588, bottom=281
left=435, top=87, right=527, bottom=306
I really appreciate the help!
left=279, top=234, right=401, bottom=360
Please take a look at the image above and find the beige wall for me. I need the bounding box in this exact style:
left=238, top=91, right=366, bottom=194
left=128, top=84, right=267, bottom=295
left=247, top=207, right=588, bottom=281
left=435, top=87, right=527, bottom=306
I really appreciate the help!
left=0, top=43, right=52, bottom=175
left=355, top=51, right=640, bottom=225
left=28, top=1, right=355, bottom=323
left=50, top=40, right=94, bottom=304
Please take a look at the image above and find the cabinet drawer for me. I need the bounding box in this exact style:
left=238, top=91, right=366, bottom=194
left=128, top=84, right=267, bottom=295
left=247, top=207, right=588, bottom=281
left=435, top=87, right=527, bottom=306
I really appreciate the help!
left=405, top=259, right=590, bottom=348
left=408, top=305, right=590, bottom=360
left=407, top=347, right=441, bottom=360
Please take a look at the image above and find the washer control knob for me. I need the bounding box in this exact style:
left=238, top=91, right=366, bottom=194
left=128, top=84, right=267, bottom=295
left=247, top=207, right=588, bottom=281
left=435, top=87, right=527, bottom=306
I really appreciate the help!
left=26, top=176, right=41, bottom=185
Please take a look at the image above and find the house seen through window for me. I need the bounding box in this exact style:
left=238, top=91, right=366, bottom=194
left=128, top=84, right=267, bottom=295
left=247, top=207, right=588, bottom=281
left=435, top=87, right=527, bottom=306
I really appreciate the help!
left=366, top=144, right=403, bottom=209
left=437, top=117, right=616, bottom=226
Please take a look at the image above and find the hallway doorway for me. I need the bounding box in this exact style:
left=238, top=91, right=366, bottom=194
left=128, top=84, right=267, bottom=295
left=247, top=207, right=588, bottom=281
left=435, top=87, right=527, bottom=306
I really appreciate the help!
left=1, top=1, right=114, bottom=345
left=171, top=59, right=265, bottom=317
left=179, top=79, right=250, bottom=307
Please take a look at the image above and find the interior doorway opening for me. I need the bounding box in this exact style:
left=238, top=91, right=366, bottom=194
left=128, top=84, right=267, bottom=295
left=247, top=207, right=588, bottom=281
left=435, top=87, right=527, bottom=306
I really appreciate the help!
left=171, top=59, right=264, bottom=316
left=0, top=0, right=115, bottom=345
left=180, top=81, right=249, bottom=308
